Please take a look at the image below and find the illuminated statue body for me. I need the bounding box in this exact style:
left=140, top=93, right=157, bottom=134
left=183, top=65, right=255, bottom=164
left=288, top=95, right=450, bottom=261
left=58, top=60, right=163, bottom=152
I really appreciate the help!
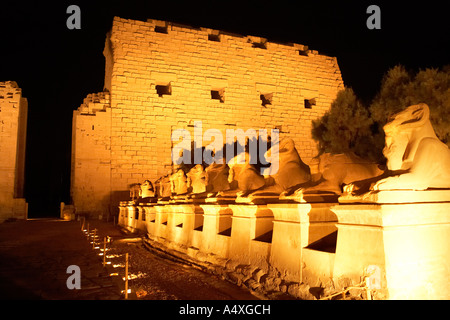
left=170, top=168, right=189, bottom=195
left=333, top=105, right=450, bottom=300
left=265, top=138, right=311, bottom=194
left=311, top=152, right=383, bottom=194
left=374, top=103, right=450, bottom=190
left=140, top=180, right=155, bottom=198
left=157, top=175, right=172, bottom=198
left=186, top=164, right=207, bottom=194
left=227, top=152, right=265, bottom=197
left=204, top=162, right=230, bottom=195
left=225, top=138, right=312, bottom=203
left=129, top=183, right=141, bottom=200
left=345, top=103, right=450, bottom=194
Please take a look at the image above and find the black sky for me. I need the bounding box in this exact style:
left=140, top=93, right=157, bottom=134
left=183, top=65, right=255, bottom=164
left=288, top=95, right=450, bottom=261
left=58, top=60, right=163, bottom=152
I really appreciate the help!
left=0, top=0, right=448, bottom=217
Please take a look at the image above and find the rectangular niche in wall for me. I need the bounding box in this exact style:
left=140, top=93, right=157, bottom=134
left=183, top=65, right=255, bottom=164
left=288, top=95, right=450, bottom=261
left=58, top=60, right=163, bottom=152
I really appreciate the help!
left=161, top=212, right=168, bottom=225
left=218, top=214, right=232, bottom=237
left=249, top=37, right=267, bottom=49
left=156, top=82, right=172, bottom=97
left=299, top=48, right=309, bottom=56
left=154, top=25, right=168, bottom=34
left=211, top=88, right=225, bottom=103
left=253, top=216, right=274, bottom=243
left=260, top=93, right=273, bottom=107
left=208, top=33, right=220, bottom=42
left=194, top=213, right=204, bottom=231
left=304, top=98, right=316, bottom=109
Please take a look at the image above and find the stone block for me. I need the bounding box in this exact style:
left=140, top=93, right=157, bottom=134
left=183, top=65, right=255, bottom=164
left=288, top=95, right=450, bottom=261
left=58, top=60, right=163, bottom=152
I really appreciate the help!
left=332, top=199, right=450, bottom=299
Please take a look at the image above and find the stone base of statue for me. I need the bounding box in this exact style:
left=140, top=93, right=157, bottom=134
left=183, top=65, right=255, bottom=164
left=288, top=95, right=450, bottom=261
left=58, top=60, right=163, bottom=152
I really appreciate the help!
left=187, top=193, right=209, bottom=204
left=235, top=192, right=281, bottom=205
left=339, top=188, right=450, bottom=204
left=279, top=188, right=339, bottom=203
left=331, top=189, right=450, bottom=299
left=204, top=191, right=237, bottom=204
left=157, top=197, right=171, bottom=205
left=234, top=185, right=284, bottom=205
left=170, top=194, right=193, bottom=203
left=190, top=192, right=208, bottom=198
left=138, top=197, right=158, bottom=205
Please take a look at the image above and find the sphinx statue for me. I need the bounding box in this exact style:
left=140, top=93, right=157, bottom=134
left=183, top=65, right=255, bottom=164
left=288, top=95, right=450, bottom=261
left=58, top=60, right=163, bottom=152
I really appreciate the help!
left=265, top=138, right=311, bottom=195
left=223, top=138, right=313, bottom=203
left=156, top=174, right=172, bottom=199
left=288, top=152, right=384, bottom=202
left=140, top=180, right=156, bottom=199
left=129, top=183, right=141, bottom=201
left=204, top=161, right=230, bottom=195
left=186, top=164, right=207, bottom=195
left=311, top=153, right=383, bottom=193
left=170, top=167, right=189, bottom=195
left=343, top=103, right=450, bottom=200
left=227, top=151, right=266, bottom=198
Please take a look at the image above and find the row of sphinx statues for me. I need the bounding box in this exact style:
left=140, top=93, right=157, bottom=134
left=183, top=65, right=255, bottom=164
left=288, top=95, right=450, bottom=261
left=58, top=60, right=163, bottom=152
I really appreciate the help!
left=130, top=104, right=450, bottom=203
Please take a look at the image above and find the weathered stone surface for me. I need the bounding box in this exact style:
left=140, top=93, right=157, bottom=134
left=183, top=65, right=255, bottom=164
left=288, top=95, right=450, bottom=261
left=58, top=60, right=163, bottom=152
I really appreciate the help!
left=205, top=163, right=230, bottom=194
left=156, top=175, right=172, bottom=198
left=228, top=152, right=265, bottom=196
left=332, top=202, right=450, bottom=299
left=313, top=152, right=383, bottom=194
left=186, top=164, right=207, bottom=194
left=287, top=283, right=315, bottom=300
left=0, top=81, right=28, bottom=222
left=170, top=168, right=189, bottom=195
left=140, top=180, right=155, bottom=198
left=266, top=138, right=311, bottom=193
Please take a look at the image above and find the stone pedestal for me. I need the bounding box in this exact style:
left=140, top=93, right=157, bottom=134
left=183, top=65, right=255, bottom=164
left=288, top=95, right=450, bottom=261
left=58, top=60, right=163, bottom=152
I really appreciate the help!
left=267, top=203, right=305, bottom=282
left=340, top=189, right=450, bottom=204
left=200, top=204, right=233, bottom=258
left=143, top=204, right=157, bottom=237
left=228, top=205, right=274, bottom=265
left=170, top=204, right=204, bottom=248
left=332, top=191, right=450, bottom=299
left=118, top=202, right=127, bottom=226
left=135, top=204, right=147, bottom=231
left=165, top=205, right=182, bottom=243
left=268, top=202, right=337, bottom=283
left=154, top=205, right=168, bottom=240
left=126, top=205, right=136, bottom=230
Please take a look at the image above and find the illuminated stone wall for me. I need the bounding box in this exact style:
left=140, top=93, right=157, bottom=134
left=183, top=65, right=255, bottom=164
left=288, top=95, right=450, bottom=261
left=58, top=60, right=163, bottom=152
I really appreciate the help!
left=72, top=17, right=344, bottom=217
left=0, top=81, right=28, bottom=221
left=71, top=92, right=111, bottom=217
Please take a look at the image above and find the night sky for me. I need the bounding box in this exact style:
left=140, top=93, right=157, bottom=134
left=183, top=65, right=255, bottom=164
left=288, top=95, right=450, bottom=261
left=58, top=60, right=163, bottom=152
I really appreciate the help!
left=0, top=1, right=448, bottom=217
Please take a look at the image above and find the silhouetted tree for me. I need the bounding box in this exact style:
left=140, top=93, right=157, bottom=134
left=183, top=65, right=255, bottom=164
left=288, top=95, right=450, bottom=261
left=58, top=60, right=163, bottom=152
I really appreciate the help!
left=370, top=65, right=450, bottom=147
left=312, top=65, right=450, bottom=164
left=311, top=88, right=377, bottom=160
